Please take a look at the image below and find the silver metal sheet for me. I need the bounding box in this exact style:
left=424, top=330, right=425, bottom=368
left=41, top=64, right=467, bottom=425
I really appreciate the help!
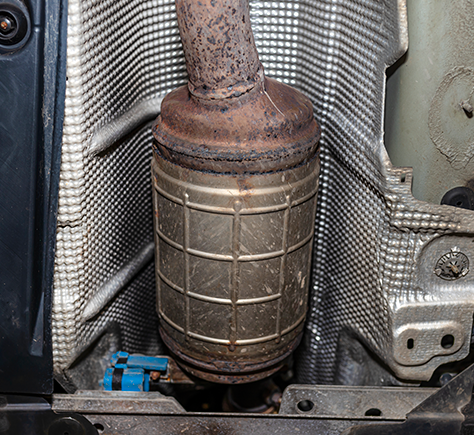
left=297, top=0, right=474, bottom=383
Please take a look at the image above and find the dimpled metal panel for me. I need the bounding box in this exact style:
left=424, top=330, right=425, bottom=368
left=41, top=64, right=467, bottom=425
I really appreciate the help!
left=293, top=1, right=399, bottom=383
left=296, top=0, right=474, bottom=383
left=53, top=0, right=313, bottom=373
left=53, top=123, right=162, bottom=369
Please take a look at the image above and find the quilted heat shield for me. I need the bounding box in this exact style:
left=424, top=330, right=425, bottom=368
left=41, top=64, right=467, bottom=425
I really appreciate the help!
left=295, top=0, right=474, bottom=384
left=53, top=0, right=474, bottom=385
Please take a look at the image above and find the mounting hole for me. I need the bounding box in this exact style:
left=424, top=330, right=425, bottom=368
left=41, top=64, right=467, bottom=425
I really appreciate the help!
left=365, top=408, right=382, bottom=417
left=441, top=186, right=474, bottom=210
left=441, top=334, right=454, bottom=349
left=297, top=400, right=314, bottom=413
left=400, top=174, right=406, bottom=183
left=48, top=417, right=83, bottom=435
left=407, top=338, right=414, bottom=349
left=94, top=423, right=105, bottom=432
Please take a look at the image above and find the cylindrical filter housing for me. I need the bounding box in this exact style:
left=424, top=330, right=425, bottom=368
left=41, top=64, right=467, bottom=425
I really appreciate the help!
left=153, top=152, right=319, bottom=382
left=152, top=0, right=320, bottom=383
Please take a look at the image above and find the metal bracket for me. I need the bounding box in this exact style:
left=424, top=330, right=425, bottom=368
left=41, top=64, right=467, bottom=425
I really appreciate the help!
left=279, top=385, right=436, bottom=420
left=342, top=363, right=474, bottom=434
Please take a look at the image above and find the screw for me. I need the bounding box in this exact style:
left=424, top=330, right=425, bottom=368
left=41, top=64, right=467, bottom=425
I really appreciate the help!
left=0, top=16, right=13, bottom=34
left=439, top=373, right=454, bottom=386
left=434, top=248, right=469, bottom=280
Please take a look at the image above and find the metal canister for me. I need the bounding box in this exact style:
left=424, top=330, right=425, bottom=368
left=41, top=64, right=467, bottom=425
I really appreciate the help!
left=152, top=0, right=320, bottom=383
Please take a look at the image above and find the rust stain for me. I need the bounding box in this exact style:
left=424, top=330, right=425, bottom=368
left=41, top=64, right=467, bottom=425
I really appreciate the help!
left=236, top=177, right=253, bottom=195
left=160, top=325, right=302, bottom=384
left=153, top=0, right=320, bottom=174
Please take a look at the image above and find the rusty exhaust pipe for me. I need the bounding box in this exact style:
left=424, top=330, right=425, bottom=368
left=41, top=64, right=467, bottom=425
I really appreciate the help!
left=152, top=0, right=320, bottom=383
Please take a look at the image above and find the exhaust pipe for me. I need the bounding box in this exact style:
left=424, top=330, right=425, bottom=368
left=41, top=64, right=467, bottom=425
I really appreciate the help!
left=152, top=0, right=320, bottom=383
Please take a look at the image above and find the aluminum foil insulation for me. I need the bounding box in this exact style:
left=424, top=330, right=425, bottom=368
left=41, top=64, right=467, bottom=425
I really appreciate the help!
left=297, top=0, right=474, bottom=384
left=53, top=0, right=312, bottom=383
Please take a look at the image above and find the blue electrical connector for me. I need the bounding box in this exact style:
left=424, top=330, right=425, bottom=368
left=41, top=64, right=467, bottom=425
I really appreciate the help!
left=103, top=351, right=169, bottom=392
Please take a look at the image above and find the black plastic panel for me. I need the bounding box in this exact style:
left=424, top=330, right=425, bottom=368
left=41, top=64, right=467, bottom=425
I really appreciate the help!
left=0, top=0, right=66, bottom=394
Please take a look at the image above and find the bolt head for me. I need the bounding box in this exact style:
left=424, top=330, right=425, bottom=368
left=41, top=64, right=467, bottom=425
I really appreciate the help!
left=0, top=17, right=12, bottom=32
left=150, top=371, right=161, bottom=381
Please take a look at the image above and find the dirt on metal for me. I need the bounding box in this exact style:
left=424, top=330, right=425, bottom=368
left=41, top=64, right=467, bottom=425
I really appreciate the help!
left=152, top=0, right=321, bottom=383
left=153, top=0, right=320, bottom=174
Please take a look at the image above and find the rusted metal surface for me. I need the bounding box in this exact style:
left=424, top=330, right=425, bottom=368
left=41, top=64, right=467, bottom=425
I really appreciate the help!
left=152, top=0, right=320, bottom=383
left=153, top=76, right=320, bottom=173
left=153, top=0, right=320, bottom=174
left=160, top=324, right=301, bottom=384
left=175, top=0, right=261, bottom=100
left=151, top=357, right=195, bottom=385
